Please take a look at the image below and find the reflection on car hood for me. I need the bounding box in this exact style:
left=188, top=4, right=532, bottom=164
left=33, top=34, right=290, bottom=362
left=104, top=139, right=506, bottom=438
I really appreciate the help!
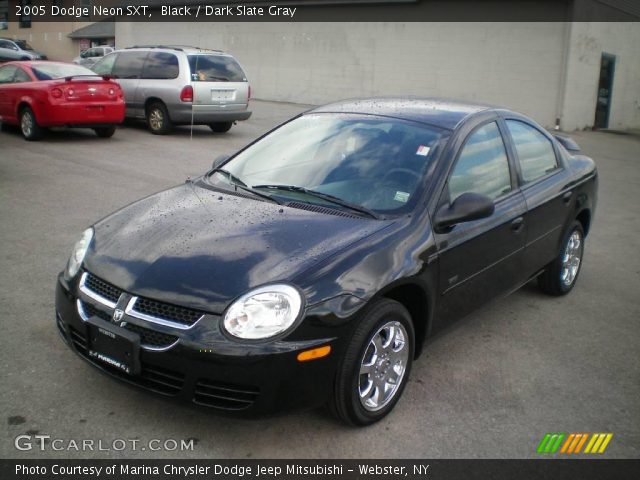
left=84, top=182, right=391, bottom=313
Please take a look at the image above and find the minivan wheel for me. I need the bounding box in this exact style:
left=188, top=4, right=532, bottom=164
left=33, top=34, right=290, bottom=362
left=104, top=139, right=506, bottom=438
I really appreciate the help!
left=538, top=221, right=585, bottom=296
left=209, top=122, right=233, bottom=133
left=94, top=127, right=116, bottom=138
left=20, top=107, right=44, bottom=141
left=146, top=102, right=172, bottom=135
left=330, top=299, right=414, bottom=426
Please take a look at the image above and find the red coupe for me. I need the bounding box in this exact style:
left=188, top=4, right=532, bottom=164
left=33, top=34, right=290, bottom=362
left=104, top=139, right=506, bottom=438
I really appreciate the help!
left=0, top=61, right=125, bottom=140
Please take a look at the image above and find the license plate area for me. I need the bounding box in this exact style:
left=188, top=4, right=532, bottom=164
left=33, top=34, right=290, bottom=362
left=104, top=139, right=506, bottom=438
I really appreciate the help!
left=86, top=317, right=140, bottom=375
left=211, top=89, right=234, bottom=102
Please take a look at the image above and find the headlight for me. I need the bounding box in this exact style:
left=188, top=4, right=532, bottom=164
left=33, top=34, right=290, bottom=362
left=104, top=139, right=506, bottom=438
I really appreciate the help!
left=65, top=227, right=93, bottom=279
left=223, top=284, right=303, bottom=340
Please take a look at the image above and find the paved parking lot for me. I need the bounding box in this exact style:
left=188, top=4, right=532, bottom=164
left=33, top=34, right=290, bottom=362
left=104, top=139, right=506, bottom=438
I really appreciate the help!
left=1, top=100, right=639, bottom=459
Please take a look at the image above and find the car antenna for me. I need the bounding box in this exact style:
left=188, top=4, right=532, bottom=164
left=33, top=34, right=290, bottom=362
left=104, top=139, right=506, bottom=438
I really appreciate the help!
left=190, top=53, right=200, bottom=141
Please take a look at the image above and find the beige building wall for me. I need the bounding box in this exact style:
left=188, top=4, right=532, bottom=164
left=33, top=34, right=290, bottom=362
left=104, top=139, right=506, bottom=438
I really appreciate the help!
left=561, top=22, right=640, bottom=130
left=116, top=21, right=640, bottom=131
left=3, top=21, right=90, bottom=62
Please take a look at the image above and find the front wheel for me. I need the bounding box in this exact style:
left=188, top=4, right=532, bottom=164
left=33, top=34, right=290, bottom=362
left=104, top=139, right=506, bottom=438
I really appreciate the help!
left=94, top=127, right=116, bottom=138
left=330, top=299, right=414, bottom=426
left=20, top=107, right=44, bottom=141
left=209, top=122, right=233, bottom=133
left=538, top=221, right=585, bottom=296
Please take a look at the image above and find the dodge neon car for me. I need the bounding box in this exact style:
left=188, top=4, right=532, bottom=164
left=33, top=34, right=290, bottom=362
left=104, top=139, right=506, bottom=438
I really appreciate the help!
left=55, top=98, right=597, bottom=425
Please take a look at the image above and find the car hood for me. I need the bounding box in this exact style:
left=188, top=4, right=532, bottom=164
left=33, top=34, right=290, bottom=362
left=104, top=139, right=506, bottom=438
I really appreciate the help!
left=84, top=182, right=392, bottom=313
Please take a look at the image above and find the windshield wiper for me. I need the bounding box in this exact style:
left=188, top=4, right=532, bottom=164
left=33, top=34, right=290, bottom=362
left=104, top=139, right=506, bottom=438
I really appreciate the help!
left=252, top=185, right=378, bottom=219
left=212, top=170, right=281, bottom=204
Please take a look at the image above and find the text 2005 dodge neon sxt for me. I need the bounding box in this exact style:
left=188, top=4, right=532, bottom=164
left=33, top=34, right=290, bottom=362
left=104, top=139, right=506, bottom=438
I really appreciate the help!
left=56, top=98, right=597, bottom=425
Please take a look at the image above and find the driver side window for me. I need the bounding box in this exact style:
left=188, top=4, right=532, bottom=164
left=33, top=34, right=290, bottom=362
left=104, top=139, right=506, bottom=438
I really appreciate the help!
left=92, top=53, right=117, bottom=75
left=448, top=121, right=512, bottom=202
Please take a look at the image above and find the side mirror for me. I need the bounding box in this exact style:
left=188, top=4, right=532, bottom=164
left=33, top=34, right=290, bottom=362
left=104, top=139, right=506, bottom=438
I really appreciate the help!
left=435, top=192, right=495, bottom=230
left=211, top=154, right=230, bottom=170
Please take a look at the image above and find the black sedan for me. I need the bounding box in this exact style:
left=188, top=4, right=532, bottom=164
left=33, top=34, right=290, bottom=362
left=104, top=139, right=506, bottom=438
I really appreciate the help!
left=55, top=98, right=597, bottom=425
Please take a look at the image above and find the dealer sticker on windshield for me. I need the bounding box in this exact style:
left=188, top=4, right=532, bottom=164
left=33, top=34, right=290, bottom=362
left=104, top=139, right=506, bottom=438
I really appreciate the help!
left=394, top=191, right=410, bottom=203
left=416, top=145, right=430, bottom=156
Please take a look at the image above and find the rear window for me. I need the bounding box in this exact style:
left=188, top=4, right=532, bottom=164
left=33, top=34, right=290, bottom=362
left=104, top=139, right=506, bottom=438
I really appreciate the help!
left=188, top=55, right=246, bottom=82
left=32, top=63, right=96, bottom=80
left=142, top=52, right=179, bottom=80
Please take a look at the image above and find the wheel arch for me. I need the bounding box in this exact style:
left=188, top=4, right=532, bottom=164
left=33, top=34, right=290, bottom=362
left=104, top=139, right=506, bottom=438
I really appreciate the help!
left=144, top=97, right=167, bottom=113
left=374, top=280, right=433, bottom=359
left=576, top=209, right=592, bottom=237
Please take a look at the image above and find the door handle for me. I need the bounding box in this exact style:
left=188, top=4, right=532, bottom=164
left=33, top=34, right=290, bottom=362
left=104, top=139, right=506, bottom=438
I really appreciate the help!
left=562, top=190, right=573, bottom=203
left=511, top=217, right=524, bottom=232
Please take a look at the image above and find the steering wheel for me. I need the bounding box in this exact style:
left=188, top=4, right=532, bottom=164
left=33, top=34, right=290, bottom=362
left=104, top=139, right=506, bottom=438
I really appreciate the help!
left=382, top=168, right=421, bottom=186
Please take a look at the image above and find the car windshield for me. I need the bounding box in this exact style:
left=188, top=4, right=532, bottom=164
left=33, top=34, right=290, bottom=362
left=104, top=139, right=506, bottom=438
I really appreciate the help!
left=32, top=63, right=98, bottom=80
left=207, top=114, right=447, bottom=215
left=15, top=40, right=33, bottom=50
left=188, top=54, right=246, bottom=82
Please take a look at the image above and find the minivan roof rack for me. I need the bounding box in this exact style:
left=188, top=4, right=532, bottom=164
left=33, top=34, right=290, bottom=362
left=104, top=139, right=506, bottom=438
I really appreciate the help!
left=126, top=45, right=224, bottom=53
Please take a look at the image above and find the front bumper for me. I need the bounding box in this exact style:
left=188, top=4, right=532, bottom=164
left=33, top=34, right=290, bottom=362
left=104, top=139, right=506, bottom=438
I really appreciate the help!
left=55, top=273, right=343, bottom=415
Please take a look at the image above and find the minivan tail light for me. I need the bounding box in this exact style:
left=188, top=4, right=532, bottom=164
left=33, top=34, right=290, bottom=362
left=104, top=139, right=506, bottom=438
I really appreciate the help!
left=51, top=88, right=62, bottom=99
left=248, top=85, right=251, bottom=101
left=180, top=85, right=193, bottom=102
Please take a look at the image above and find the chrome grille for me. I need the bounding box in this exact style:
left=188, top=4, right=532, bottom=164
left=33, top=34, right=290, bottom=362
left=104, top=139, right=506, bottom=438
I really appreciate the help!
left=132, top=297, right=203, bottom=326
left=83, top=272, right=122, bottom=304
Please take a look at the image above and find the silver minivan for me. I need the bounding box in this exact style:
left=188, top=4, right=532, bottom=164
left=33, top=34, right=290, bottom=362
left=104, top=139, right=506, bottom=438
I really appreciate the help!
left=92, top=46, right=251, bottom=134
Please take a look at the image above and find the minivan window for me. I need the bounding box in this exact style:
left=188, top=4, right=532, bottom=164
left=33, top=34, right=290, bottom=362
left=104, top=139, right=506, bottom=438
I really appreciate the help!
left=92, top=53, right=117, bottom=75
left=112, top=51, right=147, bottom=79
left=142, top=52, right=179, bottom=80
left=189, top=55, right=246, bottom=82
left=448, top=121, right=512, bottom=202
left=506, top=120, right=558, bottom=183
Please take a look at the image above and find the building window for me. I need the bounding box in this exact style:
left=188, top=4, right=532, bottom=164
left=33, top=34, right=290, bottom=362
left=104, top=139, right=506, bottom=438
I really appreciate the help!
left=19, top=0, right=31, bottom=28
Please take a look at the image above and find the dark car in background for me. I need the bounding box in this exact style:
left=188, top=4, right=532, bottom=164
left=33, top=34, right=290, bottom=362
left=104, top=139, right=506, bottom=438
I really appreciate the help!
left=0, top=38, right=47, bottom=61
left=55, top=98, right=597, bottom=425
left=91, top=45, right=251, bottom=135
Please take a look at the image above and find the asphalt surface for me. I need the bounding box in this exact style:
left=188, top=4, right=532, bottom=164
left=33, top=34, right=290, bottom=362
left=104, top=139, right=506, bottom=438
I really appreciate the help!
left=1, top=101, right=639, bottom=459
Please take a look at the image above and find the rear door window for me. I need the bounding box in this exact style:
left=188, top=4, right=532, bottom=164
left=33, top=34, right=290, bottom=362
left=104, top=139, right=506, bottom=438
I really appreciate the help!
left=188, top=55, right=246, bottom=82
left=506, top=120, right=558, bottom=183
left=141, top=52, right=179, bottom=80
left=112, top=51, right=147, bottom=79
left=13, top=67, right=31, bottom=83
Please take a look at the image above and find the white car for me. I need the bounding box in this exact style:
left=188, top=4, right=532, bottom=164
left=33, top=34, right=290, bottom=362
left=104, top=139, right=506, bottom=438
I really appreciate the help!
left=72, top=46, right=114, bottom=68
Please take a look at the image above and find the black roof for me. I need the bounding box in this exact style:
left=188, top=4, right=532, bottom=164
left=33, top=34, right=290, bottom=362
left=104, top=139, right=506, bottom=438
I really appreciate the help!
left=309, top=97, right=494, bottom=130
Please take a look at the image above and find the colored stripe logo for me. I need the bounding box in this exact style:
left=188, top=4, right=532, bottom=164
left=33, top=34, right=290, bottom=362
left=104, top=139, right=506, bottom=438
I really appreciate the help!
left=537, top=433, right=613, bottom=454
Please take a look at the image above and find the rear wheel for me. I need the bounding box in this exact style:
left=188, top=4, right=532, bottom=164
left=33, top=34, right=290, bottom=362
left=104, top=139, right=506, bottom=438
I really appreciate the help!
left=20, top=107, right=44, bottom=141
left=146, top=102, right=172, bottom=135
left=538, top=221, right=585, bottom=296
left=209, top=122, right=233, bottom=133
left=94, top=127, right=116, bottom=138
left=330, top=299, right=414, bottom=426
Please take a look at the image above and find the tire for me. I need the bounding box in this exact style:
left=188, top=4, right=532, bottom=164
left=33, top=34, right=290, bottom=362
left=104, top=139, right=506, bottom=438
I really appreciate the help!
left=330, top=298, right=414, bottom=426
left=94, top=127, right=116, bottom=138
left=19, top=106, right=44, bottom=141
left=538, top=221, right=585, bottom=296
left=146, top=102, right=172, bottom=135
left=209, top=122, right=233, bottom=133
